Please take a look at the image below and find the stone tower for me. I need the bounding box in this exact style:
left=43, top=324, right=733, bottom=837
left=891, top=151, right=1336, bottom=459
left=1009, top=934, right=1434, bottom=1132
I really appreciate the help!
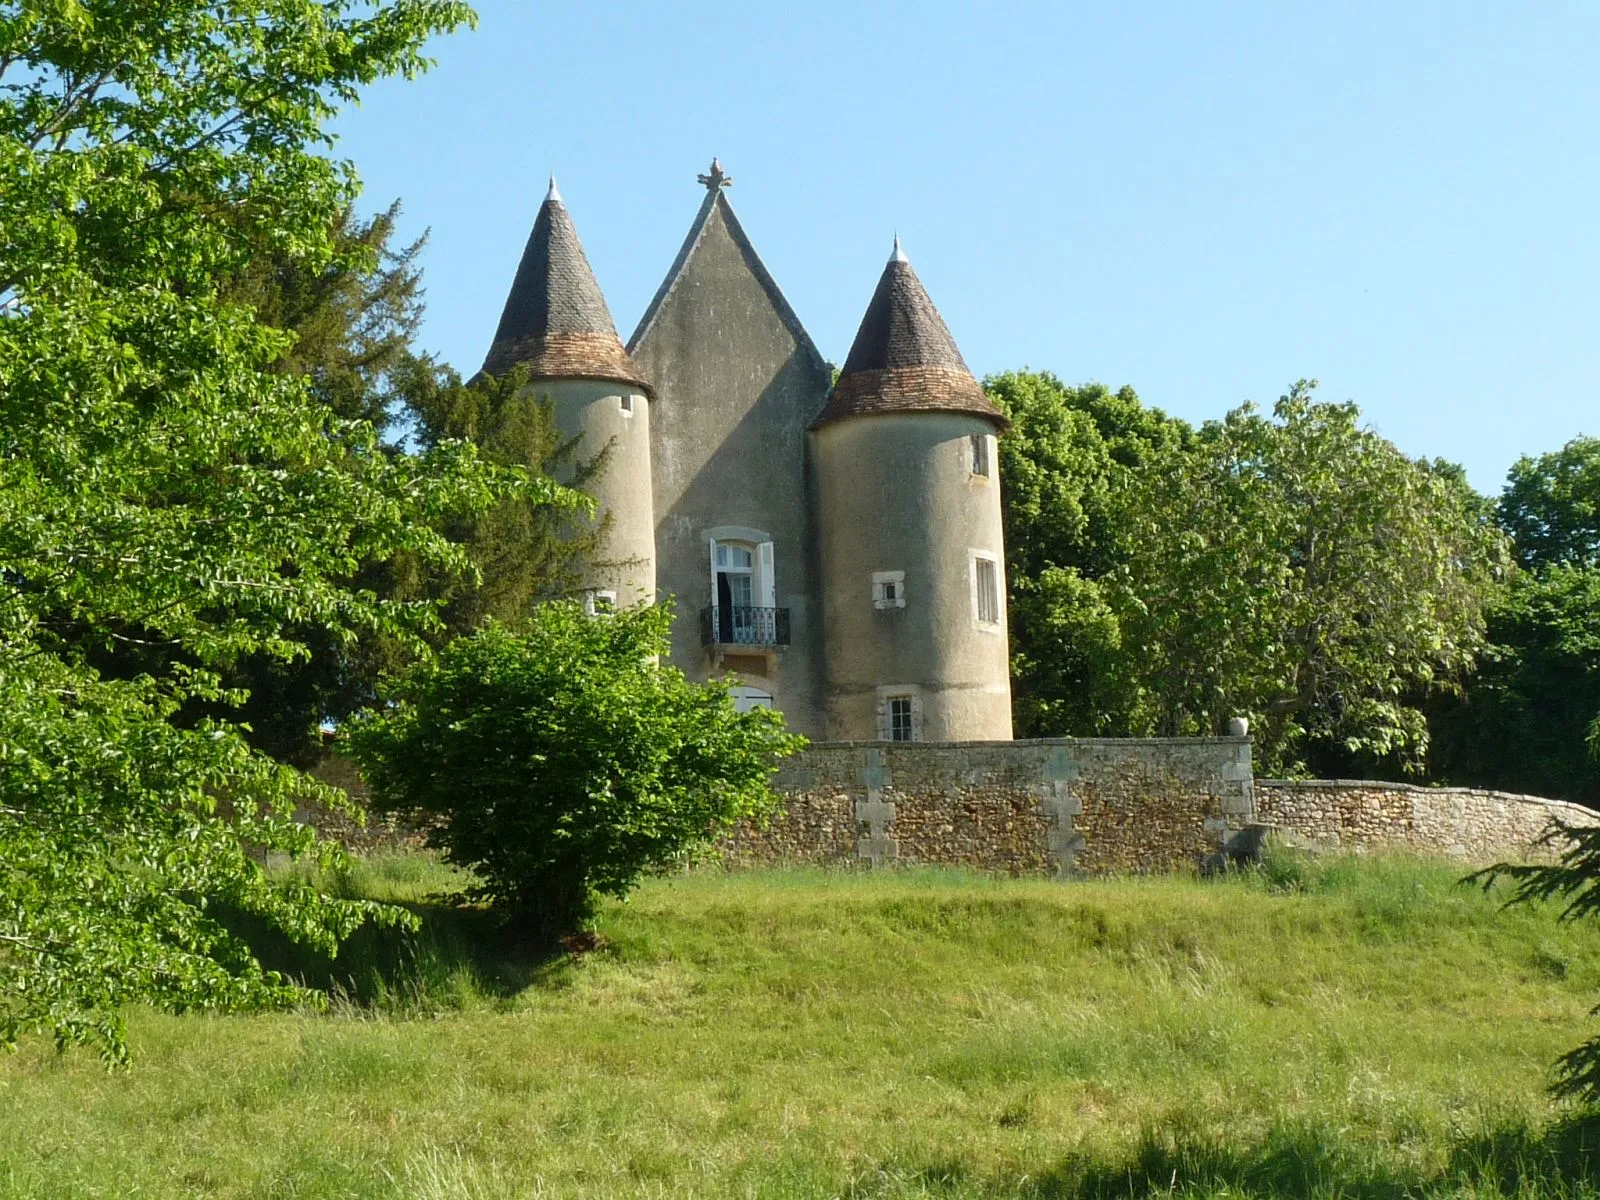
left=812, top=238, right=1013, bottom=741
left=482, top=179, right=656, bottom=607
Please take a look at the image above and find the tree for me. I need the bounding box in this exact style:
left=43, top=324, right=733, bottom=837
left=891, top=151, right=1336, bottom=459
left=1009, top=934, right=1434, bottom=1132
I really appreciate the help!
left=1499, top=436, right=1600, bottom=572
left=0, top=0, right=541, bottom=1061
left=197, top=363, right=601, bottom=768
left=403, top=362, right=606, bottom=635
left=986, top=371, right=1189, bottom=736
left=347, top=603, right=805, bottom=940
left=221, top=200, right=431, bottom=430
left=1432, top=437, right=1600, bottom=802
left=1107, top=383, right=1509, bottom=774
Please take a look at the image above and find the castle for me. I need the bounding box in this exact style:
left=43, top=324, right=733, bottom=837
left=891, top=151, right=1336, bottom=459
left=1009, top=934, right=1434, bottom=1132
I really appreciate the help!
left=481, top=162, right=1012, bottom=743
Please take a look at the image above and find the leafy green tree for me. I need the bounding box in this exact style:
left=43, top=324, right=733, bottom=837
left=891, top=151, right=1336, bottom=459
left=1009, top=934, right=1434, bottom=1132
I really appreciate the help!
left=1108, top=383, right=1509, bottom=773
left=347, top=603, right=805, bottom=939
left=1500, top=436, right=1600, bottom=572
left=0, top=0, right=536, bottom=1061
left=1432, top=437, right=1600, bottom=802
left=986, top=371, right=1189, bottom=736
left=202, top=364, right=601, bottom=768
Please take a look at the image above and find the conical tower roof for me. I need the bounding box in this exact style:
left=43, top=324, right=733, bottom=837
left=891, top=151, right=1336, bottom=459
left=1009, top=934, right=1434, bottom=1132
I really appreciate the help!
left=812, top=239, right=1005, bottom=429
left=481, top=179, right=651, bottom=394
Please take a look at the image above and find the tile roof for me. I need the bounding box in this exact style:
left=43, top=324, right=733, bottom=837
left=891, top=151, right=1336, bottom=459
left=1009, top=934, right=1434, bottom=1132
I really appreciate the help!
left=481, top=181, right=652, bottom=394
left=812, top=245, right=1006, bottom=430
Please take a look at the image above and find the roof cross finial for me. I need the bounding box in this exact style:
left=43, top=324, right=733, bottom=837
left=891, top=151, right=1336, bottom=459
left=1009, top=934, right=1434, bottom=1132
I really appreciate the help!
left=697, top=157, right=733, bottom=191
left=892, top=232, right=908, bottom=263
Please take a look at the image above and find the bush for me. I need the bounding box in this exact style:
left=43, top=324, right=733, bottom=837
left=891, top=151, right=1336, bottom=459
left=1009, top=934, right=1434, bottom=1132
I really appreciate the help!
left=347, top=602, right=805, bottom=939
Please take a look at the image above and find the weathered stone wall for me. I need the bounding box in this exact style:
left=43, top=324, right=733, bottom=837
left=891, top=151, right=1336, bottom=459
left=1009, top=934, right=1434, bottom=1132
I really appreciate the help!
left=725, top=737, right=1255, bottom=875
left=1256, top=779, right=1600, bottom=862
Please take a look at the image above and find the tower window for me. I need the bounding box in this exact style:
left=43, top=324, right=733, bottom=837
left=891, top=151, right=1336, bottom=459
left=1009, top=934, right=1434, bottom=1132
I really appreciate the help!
left=970, top=433, right=992, bottom=478
left=877, top=685, right=921, bottom=741
left=619, top=394, right=635, bottom=416
left=973, top=554, right=1001, bottom=625
left=887, top=696, right=915, bottom=742
left=872, top=570, right=906, bottom=609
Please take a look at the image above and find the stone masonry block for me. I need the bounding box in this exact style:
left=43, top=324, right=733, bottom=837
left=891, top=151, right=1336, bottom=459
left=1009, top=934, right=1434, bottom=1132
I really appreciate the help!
left=1042, top=797, right=1083, bottom=821
left=854, top=799, right=896, bottom=826
left=1048, top=828, right=1086, bottom=853
left=1043, top=746, right=1080, bottom=783
left=857, top=836, right=899, bottom=863
left=860, top=765, right=892, bottom=791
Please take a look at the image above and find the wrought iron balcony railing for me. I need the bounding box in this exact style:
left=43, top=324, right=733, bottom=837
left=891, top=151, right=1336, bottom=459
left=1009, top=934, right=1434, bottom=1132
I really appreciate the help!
left=700, top=605, right=791, bottom=648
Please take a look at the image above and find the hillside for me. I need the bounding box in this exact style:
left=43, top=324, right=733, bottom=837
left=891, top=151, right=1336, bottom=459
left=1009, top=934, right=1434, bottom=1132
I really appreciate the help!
left=4, top=856, right=1600, bottom=1198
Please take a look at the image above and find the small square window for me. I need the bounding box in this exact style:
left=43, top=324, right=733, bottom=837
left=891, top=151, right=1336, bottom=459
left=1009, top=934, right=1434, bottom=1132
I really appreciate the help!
left=888, top=696, right=914, bottom=742
left=970, top=433, right=991, bottom=478
left=619, top=394, right=635, bottom=416
left=584, top=589, right=618, bottom=616
left=872, top=570, right=906, bottom=610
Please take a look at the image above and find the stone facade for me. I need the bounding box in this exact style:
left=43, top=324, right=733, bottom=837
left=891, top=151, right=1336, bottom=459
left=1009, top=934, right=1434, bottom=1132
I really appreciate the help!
left=1256, top=779, right=1600, bottom=862
left=723, top=737, right=1255, bottom=875
left=484, top=167, right=1013, bottom=743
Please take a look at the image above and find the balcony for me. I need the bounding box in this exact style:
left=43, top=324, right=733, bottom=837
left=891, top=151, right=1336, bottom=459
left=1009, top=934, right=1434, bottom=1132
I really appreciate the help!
left=700, top=605, right=791, bottom=648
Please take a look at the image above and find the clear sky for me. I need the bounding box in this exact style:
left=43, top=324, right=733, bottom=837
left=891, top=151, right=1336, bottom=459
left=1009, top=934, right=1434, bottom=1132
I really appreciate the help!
left=333, top=1, right=1599, bottom=495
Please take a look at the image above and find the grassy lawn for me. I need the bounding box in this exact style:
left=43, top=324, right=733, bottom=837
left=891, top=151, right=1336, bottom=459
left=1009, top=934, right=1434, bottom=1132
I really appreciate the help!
left=5, top=853, right=1600, bottom=1198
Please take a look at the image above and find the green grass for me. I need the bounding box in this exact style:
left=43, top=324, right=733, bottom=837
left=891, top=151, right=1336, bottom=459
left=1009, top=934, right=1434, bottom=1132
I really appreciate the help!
left=5, top=852, right=1600, bottom=1198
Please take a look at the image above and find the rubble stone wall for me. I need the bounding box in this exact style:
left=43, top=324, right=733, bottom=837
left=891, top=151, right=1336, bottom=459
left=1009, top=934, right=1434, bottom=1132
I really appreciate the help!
left=724, top=737, right=1255, bottom=875
left=1255, top=779, right=1600, bottom=862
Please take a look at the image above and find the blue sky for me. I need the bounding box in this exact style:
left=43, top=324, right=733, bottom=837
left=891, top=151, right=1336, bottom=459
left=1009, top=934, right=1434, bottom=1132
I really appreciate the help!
left=334, top=1, right=1599, bottom=495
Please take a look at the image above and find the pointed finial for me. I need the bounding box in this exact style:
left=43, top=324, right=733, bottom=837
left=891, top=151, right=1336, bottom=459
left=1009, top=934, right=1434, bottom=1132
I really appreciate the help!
left=545, top=175, right=562, bottom=204
left=891, top=232, right=908, bottom=264
left=697, top=158, right=733, bottom=191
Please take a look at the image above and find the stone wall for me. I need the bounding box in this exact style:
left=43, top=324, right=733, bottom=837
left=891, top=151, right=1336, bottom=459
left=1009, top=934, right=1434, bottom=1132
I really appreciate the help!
left=302, top=743, right=1597, bottom=873
left=724, top=737, right=1255, bottom=875
left=1255, top=779, right=1600, bottom=862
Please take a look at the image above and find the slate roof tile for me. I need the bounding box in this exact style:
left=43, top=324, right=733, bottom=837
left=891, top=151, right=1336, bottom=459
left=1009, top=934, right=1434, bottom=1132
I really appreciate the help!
left=812, top=249, right=1006, bottom=430
left=482, top=184, right=651, bottom=393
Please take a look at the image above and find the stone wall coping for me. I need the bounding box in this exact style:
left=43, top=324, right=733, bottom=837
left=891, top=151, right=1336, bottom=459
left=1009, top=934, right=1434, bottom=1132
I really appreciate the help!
left=797, top=737, right=1254, bottom=751
left=1257, top=778, right=1597, bottom=822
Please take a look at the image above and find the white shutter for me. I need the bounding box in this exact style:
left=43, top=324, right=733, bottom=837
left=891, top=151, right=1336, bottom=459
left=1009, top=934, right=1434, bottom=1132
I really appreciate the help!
left=756, top=541, right=776, bottom=609
left=708, top=537, right=719, bottom=605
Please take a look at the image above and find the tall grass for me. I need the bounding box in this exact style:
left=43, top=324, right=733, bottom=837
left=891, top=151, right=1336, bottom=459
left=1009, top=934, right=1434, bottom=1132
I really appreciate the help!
left=2, top=852, right=1599, bottom=1198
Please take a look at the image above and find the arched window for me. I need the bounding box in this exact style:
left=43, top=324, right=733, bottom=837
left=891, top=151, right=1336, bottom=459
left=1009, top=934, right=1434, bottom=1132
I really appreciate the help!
left=729, top=685, right=774, bottom=713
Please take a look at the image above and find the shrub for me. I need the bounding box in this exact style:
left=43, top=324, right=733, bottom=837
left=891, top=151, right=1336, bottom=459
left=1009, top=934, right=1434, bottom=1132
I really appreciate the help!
left=347, top=602, right=804, bottom=938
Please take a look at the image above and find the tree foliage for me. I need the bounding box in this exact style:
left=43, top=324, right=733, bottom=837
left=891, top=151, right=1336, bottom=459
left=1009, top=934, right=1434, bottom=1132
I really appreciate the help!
left=348, top=603, right=805, bottom=939
left=403, top=362, right=605, bottom=635
left=993, top=373, right=1509, bottom=775
left=1500, top=436, right=1600, bottom=572
left=1110, top=383, right=1509, bottom=772
left=1432, top=438, right=1600, bottom=802
left=220, top=200, right=431, bottom=430
left=0, top=0, right=526, bottom=1061
left=988, top=371, right=1189, bottom=737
